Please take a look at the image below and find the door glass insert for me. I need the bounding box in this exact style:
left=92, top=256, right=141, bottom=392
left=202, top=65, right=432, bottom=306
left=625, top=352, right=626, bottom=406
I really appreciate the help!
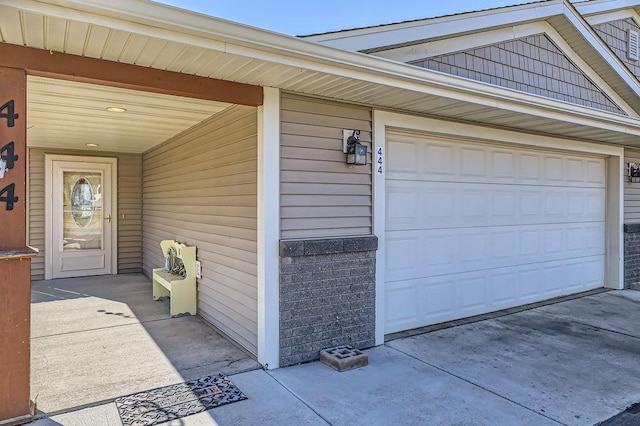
left=63, top=171, right=103, bottom=250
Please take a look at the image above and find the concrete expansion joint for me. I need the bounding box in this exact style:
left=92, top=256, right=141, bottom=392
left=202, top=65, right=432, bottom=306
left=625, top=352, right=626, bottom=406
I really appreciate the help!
left=264, top=371, right=333, bottom=425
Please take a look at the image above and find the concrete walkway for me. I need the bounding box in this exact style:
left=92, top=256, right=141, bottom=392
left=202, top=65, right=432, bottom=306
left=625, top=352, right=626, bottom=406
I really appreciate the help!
left=30, top=289, right=640, bottom=425
left=30, top=274, right=259, bottom=416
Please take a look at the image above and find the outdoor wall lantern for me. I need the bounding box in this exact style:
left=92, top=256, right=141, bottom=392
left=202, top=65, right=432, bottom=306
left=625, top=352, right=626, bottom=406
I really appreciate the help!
left=630, top=162, right=640, bottom=183
left=343, top=129, right=367, bottom=166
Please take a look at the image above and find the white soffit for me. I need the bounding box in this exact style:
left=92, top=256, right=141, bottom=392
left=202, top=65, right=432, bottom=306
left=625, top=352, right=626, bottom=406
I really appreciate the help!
left=27, top=76, right=231, bottom=153
left=4, top=0, right=640, bottom=146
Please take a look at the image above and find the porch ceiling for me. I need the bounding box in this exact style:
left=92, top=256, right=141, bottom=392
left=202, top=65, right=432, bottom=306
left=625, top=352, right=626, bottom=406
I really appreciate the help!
left=27, top=76, right=232, bottom=153
left=4, top=0, right=640, bottom=147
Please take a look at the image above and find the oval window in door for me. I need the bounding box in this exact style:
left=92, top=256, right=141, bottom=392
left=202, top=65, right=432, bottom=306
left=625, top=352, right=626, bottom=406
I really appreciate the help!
left=71, top=177, right=94, bottom=228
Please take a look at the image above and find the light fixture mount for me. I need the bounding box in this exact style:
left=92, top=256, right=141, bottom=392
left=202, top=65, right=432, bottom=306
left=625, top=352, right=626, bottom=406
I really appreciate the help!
left=343, top=129, right=367, bottom=166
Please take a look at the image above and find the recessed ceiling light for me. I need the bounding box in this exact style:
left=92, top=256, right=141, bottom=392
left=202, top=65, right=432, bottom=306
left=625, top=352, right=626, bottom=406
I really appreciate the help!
left=86, top=143, right=99, bottom=147
left=106, top=107, right=127, bottom=113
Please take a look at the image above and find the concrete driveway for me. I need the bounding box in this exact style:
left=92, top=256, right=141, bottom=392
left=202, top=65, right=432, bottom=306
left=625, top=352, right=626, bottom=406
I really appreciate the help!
left=31, top=289, right=640, bottom=425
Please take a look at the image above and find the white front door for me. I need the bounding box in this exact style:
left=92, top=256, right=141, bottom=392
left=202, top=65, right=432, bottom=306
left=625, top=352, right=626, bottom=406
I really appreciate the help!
left=46, top=156, right=117, bottom=279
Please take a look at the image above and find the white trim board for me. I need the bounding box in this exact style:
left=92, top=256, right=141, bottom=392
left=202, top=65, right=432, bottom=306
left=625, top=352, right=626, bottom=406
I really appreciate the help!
left=257, top=87, right=281, bottom=369
left=575, top=0, right=640, bottom=17
left=305, top=0, right=566, bottom=50
left=44, top=154, right=118, bottom=280
left=372, top=109, right=624, bottom=344
left=582, top=9, right=639, bottom=25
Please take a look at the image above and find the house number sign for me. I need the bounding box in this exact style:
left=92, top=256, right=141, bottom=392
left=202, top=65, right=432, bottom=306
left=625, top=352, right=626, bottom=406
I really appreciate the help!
left=0, top=99, right=19, bottom=210
left=376, top=147, right=383, bottom=175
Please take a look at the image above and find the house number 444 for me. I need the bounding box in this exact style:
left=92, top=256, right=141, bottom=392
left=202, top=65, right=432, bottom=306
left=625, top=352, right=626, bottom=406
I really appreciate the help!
left=0, top=99, right=19, bottom=211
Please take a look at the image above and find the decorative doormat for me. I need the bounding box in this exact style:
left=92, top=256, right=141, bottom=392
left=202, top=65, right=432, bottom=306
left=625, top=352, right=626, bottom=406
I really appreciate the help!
left=114, top=373, right=247, bottom=426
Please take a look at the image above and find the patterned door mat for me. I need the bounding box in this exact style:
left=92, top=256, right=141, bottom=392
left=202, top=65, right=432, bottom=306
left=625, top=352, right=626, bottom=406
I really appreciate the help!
left=114, top=373, right=247, bottom=426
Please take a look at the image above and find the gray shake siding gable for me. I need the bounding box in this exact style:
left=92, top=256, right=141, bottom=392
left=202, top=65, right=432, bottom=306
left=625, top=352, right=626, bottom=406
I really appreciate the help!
left=593, top=19, right=640, bottom=81
left=410, top=34, right=624, bottom=115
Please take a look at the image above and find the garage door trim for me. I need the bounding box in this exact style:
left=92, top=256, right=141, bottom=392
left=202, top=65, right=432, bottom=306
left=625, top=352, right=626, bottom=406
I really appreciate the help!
left=372, top=110, right=624, bottom=345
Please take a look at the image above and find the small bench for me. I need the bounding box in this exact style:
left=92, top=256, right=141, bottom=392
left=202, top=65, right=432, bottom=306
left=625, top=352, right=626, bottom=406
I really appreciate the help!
left=152, top=239, right=197, bottom=317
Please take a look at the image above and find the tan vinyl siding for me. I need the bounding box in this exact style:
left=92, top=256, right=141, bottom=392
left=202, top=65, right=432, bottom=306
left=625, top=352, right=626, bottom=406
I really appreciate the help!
left=117, top=155, right=143, bottom=273
left=142, top=105, right=258, bottom=354
left=27, top=148, right=142, bottom=280
left=28, top=150, right=45, bottom=280
left=410, top=34, right=624, bottom=115
left=625, top=148, right=640, bottom=223
left=280, top=94, right=373, bottom=239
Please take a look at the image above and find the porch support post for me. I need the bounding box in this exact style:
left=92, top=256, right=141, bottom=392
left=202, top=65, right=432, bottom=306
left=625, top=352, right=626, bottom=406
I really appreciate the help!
left=257, top=87, right=280, bottom=369
left=0, top=67, right=36, bottom=425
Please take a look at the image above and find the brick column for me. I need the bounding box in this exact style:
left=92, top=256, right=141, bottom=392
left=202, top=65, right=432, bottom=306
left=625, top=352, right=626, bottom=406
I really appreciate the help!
left=279, top=236, right=377, bottom=367
left=624, top=224, right=640, bottom=289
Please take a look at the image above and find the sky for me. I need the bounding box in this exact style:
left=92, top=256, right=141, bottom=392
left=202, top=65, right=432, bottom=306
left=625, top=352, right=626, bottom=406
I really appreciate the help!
left=153, top=0, right=544, bottom=36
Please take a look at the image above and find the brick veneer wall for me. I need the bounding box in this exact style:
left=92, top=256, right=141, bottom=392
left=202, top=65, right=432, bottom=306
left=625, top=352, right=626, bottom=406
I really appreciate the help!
left=624, top=224, right=640, bottom=289
left=279, top=236, right=377, bottom=367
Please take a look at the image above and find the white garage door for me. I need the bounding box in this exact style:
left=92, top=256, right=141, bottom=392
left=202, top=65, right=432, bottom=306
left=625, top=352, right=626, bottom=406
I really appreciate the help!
left=384, top=130, right=606, bottom=334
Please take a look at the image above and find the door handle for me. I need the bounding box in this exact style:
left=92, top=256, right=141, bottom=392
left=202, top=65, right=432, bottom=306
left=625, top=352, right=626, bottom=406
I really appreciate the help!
left=106, top=214, right=111, bottom=223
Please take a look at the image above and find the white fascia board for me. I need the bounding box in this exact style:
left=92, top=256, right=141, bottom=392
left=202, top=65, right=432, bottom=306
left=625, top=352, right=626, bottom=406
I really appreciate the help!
left=373, top=22, right=545, bottom=62
left=11, top=0, right=640, bottom=137
left=574, top=0, right=640, bottom=16
left=582, top=9, right=637, bottom=25
left=304, top=1, right=566, bottom=52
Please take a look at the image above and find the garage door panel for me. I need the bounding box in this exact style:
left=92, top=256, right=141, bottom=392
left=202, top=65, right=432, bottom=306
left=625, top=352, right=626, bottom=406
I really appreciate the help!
left=386, top=187, right=420, bottom=225
left=587, top=159, right=606, bottom=184
left=384, top=131, right=606, bottom=334
left=385, top=282, right=420, bottom=331
left=385, top=236, right=421, bottom=278
left=492, top=150, right=517, bottom=178
left=384, top=255, right=605, bottom=334
left=386, top=180, right=605, bottom=231
left=543, top=264, right=566, bottom=297
left=386, top=223, right=604, bottom=282
left=519, top=267, right=543, bottom=299
left=386, top=133, right=606, bottom=188
left=387, top=139, right=420, bottom=174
